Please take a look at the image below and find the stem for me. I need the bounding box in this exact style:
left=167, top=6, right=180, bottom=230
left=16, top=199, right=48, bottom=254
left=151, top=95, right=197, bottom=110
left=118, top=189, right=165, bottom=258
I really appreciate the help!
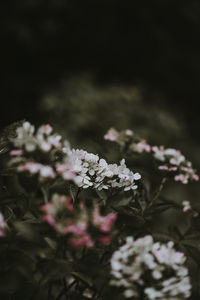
left=149, top=177, right=167, bottom=208
left=41, top=186, right=49, bottom=204
left=154, top=177, right=167, bottom=201
left=69, top=186, right=80, bottom=203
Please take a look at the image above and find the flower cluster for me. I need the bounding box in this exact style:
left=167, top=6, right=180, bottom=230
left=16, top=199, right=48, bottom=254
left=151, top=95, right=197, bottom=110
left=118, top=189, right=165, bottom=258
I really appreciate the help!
left=8, top=122, right=70, bottom=181
left=152, top=146, right=199, bottom=184
left=110, top=235, right=191, bottom=299
left=0, top=212, right=6, bottom=237
left=58, top=149, right=141, bottom=191
left=11, top=122, right=62, bottom=152
left=9, top=122, right=141, bottom=191
left=104, top=128, right=151, bottom=154
left=41, top=194, right=117, bottom=248
left=104, top=128, right=199, bottom=184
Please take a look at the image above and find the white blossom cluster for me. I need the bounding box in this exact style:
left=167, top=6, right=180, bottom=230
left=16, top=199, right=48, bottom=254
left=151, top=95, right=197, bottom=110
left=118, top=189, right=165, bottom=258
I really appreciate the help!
left=59, top=149, right=141, bottom=191
left=152, top=146, right=199, bottom=184
left=110, top=235, right=191, bottom=300
left=104, top=128, right=199, bottom=184
left=11, top=122, right=62, bottom=152
left=9, top=122, right=141, bottom=191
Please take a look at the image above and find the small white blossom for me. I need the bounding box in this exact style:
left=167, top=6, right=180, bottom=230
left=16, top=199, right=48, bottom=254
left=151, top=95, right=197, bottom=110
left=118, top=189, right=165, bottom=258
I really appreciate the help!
left=182, top=200, right=191, bottom=212
left=104, top=128, right=119, bottom=141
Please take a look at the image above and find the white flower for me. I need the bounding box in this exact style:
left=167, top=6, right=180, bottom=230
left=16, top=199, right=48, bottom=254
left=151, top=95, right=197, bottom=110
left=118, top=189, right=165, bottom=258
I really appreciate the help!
left=40, top=166, right=56, bottom=178
left=104, top=128, right=119, bottom=141
left=144, top=288, right=163, bottom=300
left=110, top=235, right=191, bottom=299
left=152, top=146, right=165, bottom=161
left=65, top=149, right=141, bottom=192
left=182, top=201, right=191, bottom=212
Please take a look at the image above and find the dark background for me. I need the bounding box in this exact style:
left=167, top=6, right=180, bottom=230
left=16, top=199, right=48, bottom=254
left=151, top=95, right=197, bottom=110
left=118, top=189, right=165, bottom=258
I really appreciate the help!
left=1, top=0, right=199, bottom=140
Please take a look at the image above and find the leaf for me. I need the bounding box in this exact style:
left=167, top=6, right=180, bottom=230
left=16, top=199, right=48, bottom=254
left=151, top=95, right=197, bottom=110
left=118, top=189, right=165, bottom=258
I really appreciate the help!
left=95, top=189, right=108, bottom=202
left=152, top=232, right=178, bottom=243
left=39, top=259, right=73, bottom=285
left=145, top=202, right=180, bottom=216
left=111, top=196, right=132, bottom=208
left=71, top=272, right=93, bottom=287
left=181, top=239, right=200, bottom=251
left=112, top=205, right=140, bottom=217
left=182, top=245, right=200, bottom=265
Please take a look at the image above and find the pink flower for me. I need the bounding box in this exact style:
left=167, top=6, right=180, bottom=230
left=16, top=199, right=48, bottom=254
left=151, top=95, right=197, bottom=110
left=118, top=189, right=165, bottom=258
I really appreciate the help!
left=69, top=234, right=94, bottom=248
left=64, top=222, right=87, bottom=235
left=0, top=213, right=6, bottom=237
left=182, top=201, right=191, bottom=212
left=169, top=166, right=178, bottom=171
left=42, top=215, right=56, bottom=227
left=10, top=149, right=24, bottom=156
left=56, top=163, right=76, bottom=180
left=158, top=165, right=169, bottom=171
left=65, top=197, right=74, bottom=211
left=104, top=128, right=119, bottom=142
left=158, top=165, right=178, bottom=171
left=98, top=236, right=111, bottom=244
left=174, top=174, right=188, bottom=184
left=93, top=206, right=117, bottom=232
left=0, top=230, right=5, bottom=237
left=136, top=140, right=151, bottom=153
left=41, top=194, right=116, bottom=249
left=18, top=162, right=42, bottom=174
left=193, top=174, right=199, bottom=181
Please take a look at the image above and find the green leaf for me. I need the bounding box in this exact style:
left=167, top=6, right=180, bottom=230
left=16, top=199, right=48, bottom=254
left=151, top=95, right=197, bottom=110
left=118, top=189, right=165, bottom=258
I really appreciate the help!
left=181, top=239, right=200, bottom=251
left=145, top=201, right=180, bottom=216
left=71, top=272, right=93, bottom=287
left=39, top=259, right=73, bottom=285
left=182, top=245, right=200, bottom=264
left=110, top=196, right=132, bottom=208
left=152, top=232, right=178, bottom=243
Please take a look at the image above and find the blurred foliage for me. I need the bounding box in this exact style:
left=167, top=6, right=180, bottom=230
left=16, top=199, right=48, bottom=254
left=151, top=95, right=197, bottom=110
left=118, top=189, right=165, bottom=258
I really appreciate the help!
left=40, top=75, right=185, bottom=152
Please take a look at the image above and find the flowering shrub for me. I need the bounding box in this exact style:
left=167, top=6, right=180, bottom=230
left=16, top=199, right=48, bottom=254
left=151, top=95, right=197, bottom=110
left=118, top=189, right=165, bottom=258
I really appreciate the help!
left=0, top=121, right=199, bottom=299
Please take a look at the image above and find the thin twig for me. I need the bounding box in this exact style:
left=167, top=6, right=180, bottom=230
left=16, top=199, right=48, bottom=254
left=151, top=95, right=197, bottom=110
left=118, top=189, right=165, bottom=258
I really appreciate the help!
left=148, top=177, right=167, bottom=208
left=41, top=186, right=49, bottom=203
